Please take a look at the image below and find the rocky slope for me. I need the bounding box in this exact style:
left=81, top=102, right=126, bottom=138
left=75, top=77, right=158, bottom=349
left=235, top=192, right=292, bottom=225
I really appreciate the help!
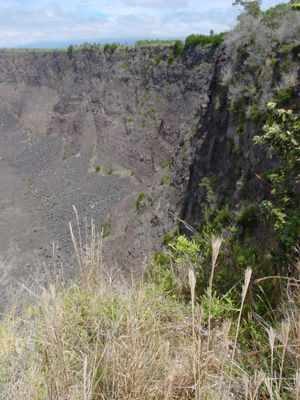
left=0, top=41, right=298, bottom=303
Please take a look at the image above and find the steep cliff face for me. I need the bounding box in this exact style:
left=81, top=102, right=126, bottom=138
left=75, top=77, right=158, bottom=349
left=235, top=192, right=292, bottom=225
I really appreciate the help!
left=0, top=41, right=296, bottom=289
left=0, top=45, right=221, bottom=278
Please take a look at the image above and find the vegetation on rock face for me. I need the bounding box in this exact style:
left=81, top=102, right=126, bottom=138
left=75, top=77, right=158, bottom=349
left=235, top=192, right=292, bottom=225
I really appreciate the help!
left=184, top=31, right=225, bottom=50
left=222, top=0, right=300, bottom=115
left=254, top=102, right=300, bottom=250
left=103, top=43, right=118, bottom=53
left=135, top=39, right=175, bottom=46
left=67, top=44, right=73, bottom=59
left=136, top=192, right=145, bottom=210
left=166, top=31, right=225, bottom=66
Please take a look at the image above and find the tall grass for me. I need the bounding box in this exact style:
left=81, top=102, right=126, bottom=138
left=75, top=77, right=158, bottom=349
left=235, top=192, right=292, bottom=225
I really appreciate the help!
left=0, top=219, right=300, bottom=399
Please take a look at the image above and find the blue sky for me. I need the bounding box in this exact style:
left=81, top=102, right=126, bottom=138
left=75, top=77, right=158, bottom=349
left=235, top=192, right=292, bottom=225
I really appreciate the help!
left=0, top=0, right=289, bottom=48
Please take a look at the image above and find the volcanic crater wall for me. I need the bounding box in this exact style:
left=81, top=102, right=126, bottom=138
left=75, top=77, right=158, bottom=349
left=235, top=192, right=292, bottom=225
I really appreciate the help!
left=0, top=43, right=265, bottom=293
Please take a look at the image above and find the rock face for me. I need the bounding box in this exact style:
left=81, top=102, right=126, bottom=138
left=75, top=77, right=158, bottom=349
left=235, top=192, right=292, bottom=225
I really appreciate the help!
left=0, top=44, right=275, bottom=299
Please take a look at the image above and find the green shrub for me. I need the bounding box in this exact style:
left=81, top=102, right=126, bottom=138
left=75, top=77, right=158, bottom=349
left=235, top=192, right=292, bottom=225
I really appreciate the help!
left=173, top=40, right=184, bottom=57
left=135, top=39, right=174, bottom=46
left=155, top=54, right=162, bottom=64
left=110, top=43, right=118, bottom=53
left=103, top=43, right=118, bottom=54
left=67, top=44, right=74, bottom=59
left=101, top=219, right=110, bottom=238
left=147, top=263, right=177, bottom=294
left=136, top=192, right=145, bottom=210
left=95, top=165, right=101, bottom=172
left=163, top=233, right=173, bottom=245
left=184, top=32, right=225, bottom=50
left=275, top=87, right=293, bottom=104
left=238, top=205, right=257, bottom=228
left=167, top=53, right=175, bottom=66
left=153, top=251, right=169, bottom=266
left=215, top=204, right=234, bottom=227
left=169, top=235, right=201, bottom=266
left=201, top=290, right=235, bottom=322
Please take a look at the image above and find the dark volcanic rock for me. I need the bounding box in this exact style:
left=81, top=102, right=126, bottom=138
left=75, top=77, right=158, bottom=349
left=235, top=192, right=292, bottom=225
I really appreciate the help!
left=0, top=43, right=285, bottom=303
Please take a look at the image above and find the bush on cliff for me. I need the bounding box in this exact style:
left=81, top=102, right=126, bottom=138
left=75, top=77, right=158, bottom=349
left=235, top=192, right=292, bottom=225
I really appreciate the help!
left=222, top=1, right=300, bottom=114
left=184, top=32, right=225, bottom=50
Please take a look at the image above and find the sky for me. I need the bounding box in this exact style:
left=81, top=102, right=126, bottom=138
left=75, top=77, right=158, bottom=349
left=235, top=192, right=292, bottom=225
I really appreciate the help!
left=0, top=0, right=289, bottom=48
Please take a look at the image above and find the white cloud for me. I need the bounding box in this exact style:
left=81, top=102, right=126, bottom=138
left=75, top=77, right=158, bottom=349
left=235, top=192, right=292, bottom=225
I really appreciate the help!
left=125, top=0, right=188, bottom=8
left=0, top=0, right=289, bottom=48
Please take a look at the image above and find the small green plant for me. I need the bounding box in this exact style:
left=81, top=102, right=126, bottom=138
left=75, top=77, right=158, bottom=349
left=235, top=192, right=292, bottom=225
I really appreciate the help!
left=121, top=62, right=127, bottom=69
left=95, top=165, right=101, bottom=172
left=155, top=54, right=162, bottom=64
left=169, top=235, right=201, bottom=266
left=173, top=40, right=184, bottom=57
left=136, top=192, right=145, bottom=210
left=103, top=43, right=118, bottom=54
left=167, top=54, right=175, bottom=67
left=163, top=233, right=173, bottom=245
left=107, top=166, right=113, bottom=175
left=275, top=87, right=293, bottom=104
left=101, top=216, right=111, bottom=239
left=153, top=251, right=169, bottom=266
left=146, top=258, right=177, bottom=294
left=237, top=204, right=256, bottom=228
left=67, top=44, right=74, bottom=59
left=130, top=170, right=135, bottom=176
left=162, top=161, right=170, bottom=168
left=270, top=57, right=278, bottom=68
left=201, top=290, right=235, bottom=322
left=215, top=204, right=234, bottom=227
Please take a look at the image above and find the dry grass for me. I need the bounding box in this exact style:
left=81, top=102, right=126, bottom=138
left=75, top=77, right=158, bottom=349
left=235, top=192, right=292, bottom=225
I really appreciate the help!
left=0, top=274, right=233, bottom=399
left=0, top=219, right=300, bottom=399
